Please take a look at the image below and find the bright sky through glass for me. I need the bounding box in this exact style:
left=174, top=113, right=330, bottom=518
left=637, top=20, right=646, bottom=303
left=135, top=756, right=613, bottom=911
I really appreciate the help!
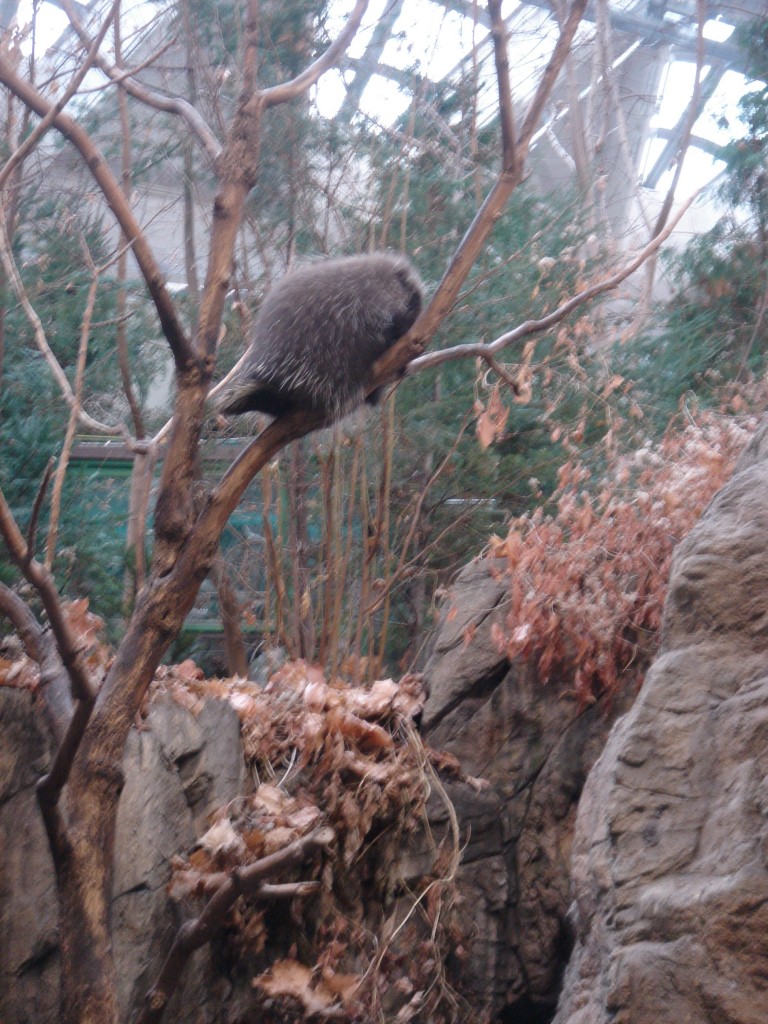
left=13, top=0, right=761, bottom=200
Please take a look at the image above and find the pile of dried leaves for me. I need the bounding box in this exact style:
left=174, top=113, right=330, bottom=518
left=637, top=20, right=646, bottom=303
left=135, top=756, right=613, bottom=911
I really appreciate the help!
left=488, top=404, right=759, bottom=702
left=156, top=660, right=477, bottom=1023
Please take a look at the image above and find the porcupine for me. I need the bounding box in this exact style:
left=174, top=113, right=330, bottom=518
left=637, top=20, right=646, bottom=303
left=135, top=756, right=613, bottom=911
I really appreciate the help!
left=219, top=253, right=423, bottom=424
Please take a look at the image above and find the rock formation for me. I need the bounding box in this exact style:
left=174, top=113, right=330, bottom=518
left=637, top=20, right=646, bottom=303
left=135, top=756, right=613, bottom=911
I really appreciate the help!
left=422, top=558, right=637, bottom=1021
left=554, top=424, right=768, bottom=1024
left=0, top=689, right=246, bottom=1024
left=4, top=423, right=768, bottom=1023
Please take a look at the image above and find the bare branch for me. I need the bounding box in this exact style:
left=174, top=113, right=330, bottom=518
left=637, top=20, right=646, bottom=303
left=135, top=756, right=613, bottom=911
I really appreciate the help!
left=27, top=457, right=55, bottom=564
left=261, top=0, right=370, bottom=108
left=487, top=0, right=516, bottom=173
left=0, top=59, right=194, bottom=369
left=369, top=0, right=589, bottom=391
left=595, top=1, right=651, bottom=233
left=0, top=0, right=118, bottom=192
left=58, top=0, right=222, bottom=163
left=409, top=185, right=704, bottom=375
left=37, top=697, right=96, bottom=855
left=0, top=482, right=100, bottom=839
left=45, top=245, right=102, bottom=568
left=483, top=353, right=522, bottom=394
left=518, top=0, right=590, bottom=157
left=0, top=487, right=97, bottom=705
left=139, top=827, right=335, bottom=1024
left=651, top=0, right=707, bottom=240
left=0, top=584, right=74, bottom=747
left=0, top=210, right=124, bottom=436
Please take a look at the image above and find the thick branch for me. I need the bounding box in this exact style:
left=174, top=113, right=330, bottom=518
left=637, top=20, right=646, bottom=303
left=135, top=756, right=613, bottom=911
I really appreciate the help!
left=139, top=827, right=335, bottom=1024
left=151, top=0, right=262, bottom=570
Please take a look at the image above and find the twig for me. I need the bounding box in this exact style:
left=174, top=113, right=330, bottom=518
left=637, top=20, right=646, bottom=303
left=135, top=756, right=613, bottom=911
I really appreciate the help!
left=0, top=0, right=119, bottom=192
left=27, top=458, right=54, bottom=564
left=58, top=0, right=222, bottom=163
left=484, top=353, right=521, bottom=394
left=139, top=827, right=335, bottom=1024
left=408, top=183, right=704, bottom=375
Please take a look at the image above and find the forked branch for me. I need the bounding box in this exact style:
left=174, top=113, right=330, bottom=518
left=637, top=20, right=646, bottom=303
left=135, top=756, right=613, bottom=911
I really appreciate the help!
left=369, top=0, right=589, bottom=388
left=0, top=59, right=194, bottom=370
left=139, top=827, right=335, bottom=1024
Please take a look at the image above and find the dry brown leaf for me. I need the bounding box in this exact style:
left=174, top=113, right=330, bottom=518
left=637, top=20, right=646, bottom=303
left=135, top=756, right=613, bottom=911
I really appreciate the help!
left=328, top=707, right=393, bottom=750
left=252, top=784, right=290, bottom=816
left=346, top=677, right=398, bottom=718
left=427, top=748, right=462, bottom=776
left=175, top=658, right=204, bottom=681
left=303, top=677, right=328, bottom=710
left=198, top=819, right=246, bottom=857
left=341, top=750, right=395, bottom=783
left=282, top=804, right=323, bottom=833
left=254, top=958, right=336, bottom=1015
left=320, top=969, right=361, bottom=1002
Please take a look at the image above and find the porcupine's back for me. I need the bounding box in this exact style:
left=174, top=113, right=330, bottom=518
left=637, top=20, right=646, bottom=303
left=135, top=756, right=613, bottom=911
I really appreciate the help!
left=219, top=253, right=423, bottom=423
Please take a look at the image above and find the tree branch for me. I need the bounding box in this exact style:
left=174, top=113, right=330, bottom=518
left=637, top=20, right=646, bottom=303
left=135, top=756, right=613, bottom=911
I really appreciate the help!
left=408, top=184, right=704, bottom=375
left=27, top=458, right=55, bottom=564
left=0, top=209, right=125, bottom=436
left=488, top=0, right=516, bottom=173
left=369, top=0, right=588, bottom=391
left=0, top=493, right=99, bottom=849
left=517, top=0, right=590, bottom=157
left=0, top=0, right=119, bottom=192
left=139, top=827, right=335, bottom=1024
left=0, top=58, right=194, bottom=370
left=260, top=0, right=370, bottom=108
left=0, top=488, right=97, bottom=704
left=58, top=0, right=222, bottom=163
left=0, top=582, right=73, bottom=743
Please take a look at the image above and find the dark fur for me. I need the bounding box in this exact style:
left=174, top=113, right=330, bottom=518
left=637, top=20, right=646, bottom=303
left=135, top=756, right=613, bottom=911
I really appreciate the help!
left=219, top=253, right=423, bottom=423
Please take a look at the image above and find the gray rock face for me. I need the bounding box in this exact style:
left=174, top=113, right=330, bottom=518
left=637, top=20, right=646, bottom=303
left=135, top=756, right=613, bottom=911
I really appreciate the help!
left=554, top=432, right=768, bottom=1024
left=422, top=558, right=636, bottom=1020
left=0, top=691, right=246, bottom=1024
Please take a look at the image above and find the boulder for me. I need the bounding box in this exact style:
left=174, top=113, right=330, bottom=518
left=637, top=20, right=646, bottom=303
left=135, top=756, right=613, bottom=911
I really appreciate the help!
left=422, top=557, right=636, bottom=1020
left=554, top=425, right=768, bottom=1024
